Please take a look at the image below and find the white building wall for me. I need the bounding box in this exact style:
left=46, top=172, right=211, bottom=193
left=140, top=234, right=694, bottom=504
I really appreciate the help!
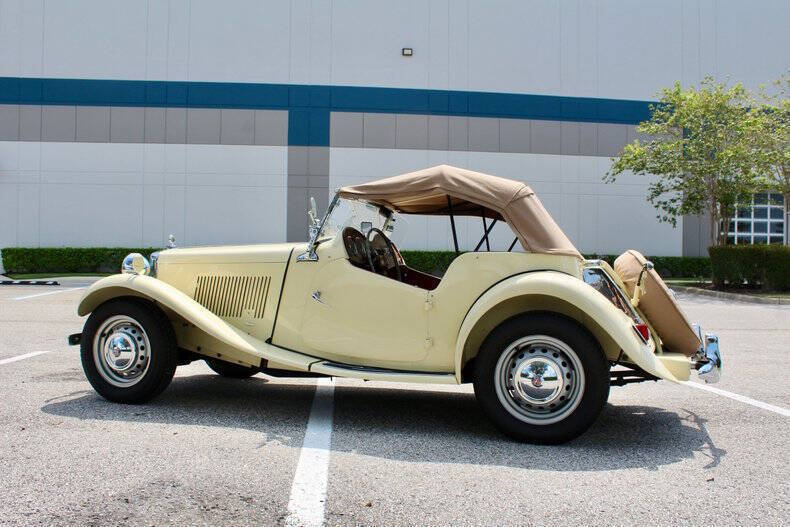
left=2, top=0, right=787, bottom=97
left=0, top=141, right=287, bottom=247
left=329, top=147, right=680, bottom=255
left=0, top=0, right=788, bottom=255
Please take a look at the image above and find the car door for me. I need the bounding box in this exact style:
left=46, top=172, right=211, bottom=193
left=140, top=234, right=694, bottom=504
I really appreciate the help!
left=298, top=253, right=430, bottom=368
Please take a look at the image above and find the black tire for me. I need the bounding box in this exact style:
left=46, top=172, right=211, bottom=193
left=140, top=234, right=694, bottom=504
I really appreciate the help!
left=205, top=358, right=259, bottom=378
left=80, top=298, right=177, bottom=403
left=473, top=312, right=609, bottom=444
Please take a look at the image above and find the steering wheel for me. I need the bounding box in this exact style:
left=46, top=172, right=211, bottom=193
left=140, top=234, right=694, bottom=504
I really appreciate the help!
left=365, top=228, right=402, bottom=282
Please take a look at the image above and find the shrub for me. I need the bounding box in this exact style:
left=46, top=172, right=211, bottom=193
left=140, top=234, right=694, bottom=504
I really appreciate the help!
left=2, top=246, right=726, bottom=284
left=1, top=247, right=159, bottom=274
left=400, top=251, right=462, bottom=276
left=402, top=250, right=712, bottom=279
left=709, top=244, right=790, bottom=291
left=583, top=254, right=711, bottom=279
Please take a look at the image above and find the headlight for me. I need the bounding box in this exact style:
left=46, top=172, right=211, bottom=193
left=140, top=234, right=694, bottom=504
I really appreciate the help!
left=121, top=253, right=151, bottom=275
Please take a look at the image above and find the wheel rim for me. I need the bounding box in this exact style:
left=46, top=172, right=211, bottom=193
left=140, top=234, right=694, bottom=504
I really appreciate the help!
left=92, top=315, right=151, bottom=388
left=494, top=335, right=585, bottom=425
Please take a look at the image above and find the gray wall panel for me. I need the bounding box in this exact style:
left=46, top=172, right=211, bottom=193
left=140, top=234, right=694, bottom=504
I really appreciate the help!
left=165, top=108, right=187, bottom=143
left=187, top=109, right=221, bottom=144
left=427, top=115, right=449, bottom=150
left=560, top=122, right=580, bottom=154
left=144, top=107, right=166, bottom=143
left=579, top=122, right=597, bottom=155
left=531, top=120, right=562, bottom=154
left=363, top=113, right=396, bottom=148
left=448, top=116, right=468, bottom=150
left=287, top=145, right=329, bottom=242
left=682, top=212, right=713, bottom=257
left=597, top=123, right=629, bottom=157
left=308, top=146, right=329, bottom=176
left=0, top=105, right=19, bottom=140
left=41, top=106, right=76, bottom=141
left=220, top=109, right=254, bottom=145
left=395, top=114, right=428, bottom=149
left=19, top=106, right=42, bottom=141
left=330, top=112, right=363, bottom=147
left=286, top=187, right=309, bottom=242
left=75, top=106, right=110, bottom=142
left=254, top=110, right=288, bottom=146
left=468, top=117, right=499, bottom=152
left=111, top=107, right=144, bottom=143
left=499, top=118, right=530, bottom=153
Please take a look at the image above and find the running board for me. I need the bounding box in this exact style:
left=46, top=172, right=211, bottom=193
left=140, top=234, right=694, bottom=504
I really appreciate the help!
left=310, top=361, right=457, bottom=384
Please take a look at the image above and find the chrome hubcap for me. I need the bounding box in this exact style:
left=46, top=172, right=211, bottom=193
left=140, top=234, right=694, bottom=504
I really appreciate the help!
left=93, top=315, right=150, bottom=387
left=494, top=335, right=585, bottom=425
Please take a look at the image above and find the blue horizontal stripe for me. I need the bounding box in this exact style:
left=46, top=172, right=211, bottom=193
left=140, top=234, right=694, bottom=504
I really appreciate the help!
left=0, top=76, right=654, bottom=146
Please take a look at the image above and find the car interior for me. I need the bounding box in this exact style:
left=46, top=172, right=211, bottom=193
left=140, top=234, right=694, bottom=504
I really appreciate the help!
left=342, top=226, right=441, bottom=290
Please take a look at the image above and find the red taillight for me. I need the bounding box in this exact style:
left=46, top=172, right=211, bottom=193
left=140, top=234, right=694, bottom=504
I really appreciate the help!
left=633, top=323, right=650, bottom=343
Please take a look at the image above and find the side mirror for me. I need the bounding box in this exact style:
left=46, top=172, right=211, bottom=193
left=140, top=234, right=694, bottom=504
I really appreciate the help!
left=307, top=196, right=321, bottom=239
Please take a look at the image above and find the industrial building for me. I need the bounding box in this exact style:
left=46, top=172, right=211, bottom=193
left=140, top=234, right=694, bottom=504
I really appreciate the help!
left=0, top=0, right=788, bottom=256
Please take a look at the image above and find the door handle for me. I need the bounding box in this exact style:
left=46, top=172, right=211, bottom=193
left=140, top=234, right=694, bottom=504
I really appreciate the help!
left=311, top=290, right=327, bottom=306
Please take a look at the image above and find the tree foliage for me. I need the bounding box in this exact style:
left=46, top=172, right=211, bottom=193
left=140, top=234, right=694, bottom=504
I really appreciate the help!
left=605, top=78, right=763, bottom=246
left=752, top=71, right=790, bottom=242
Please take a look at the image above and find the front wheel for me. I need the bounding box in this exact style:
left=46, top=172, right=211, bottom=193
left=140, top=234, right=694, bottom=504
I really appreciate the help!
left=473, top=313, right=609, bottom=444
left=80, top=299, right=177, bottom=403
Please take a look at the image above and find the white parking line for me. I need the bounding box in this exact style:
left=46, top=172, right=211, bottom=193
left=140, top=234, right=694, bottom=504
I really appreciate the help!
left=0, top=350, right=54, bottom=366
left=11, top=287, right=84, bottom=301
left=285, top=378, right=335, bottom=527
left=683, top=381, right=790, bottom=417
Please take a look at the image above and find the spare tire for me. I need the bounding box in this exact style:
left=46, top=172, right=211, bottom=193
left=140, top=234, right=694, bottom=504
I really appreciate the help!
left=613, top=250, right=701, bottom=356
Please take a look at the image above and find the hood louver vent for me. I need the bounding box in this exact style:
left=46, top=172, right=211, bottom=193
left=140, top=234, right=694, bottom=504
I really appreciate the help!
left=193, top=275, right=271, bottom=319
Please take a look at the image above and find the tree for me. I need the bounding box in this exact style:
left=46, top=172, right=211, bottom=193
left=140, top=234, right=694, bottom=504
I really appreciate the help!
left=604, top=78, right=763, bottom=247
left=752, top=72, right=790, bottom=245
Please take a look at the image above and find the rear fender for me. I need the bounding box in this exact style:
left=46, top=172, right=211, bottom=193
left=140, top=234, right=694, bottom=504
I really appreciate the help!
left=454, top=271, right=681, bottom=383
left=77, top=274, right=316, bottom=370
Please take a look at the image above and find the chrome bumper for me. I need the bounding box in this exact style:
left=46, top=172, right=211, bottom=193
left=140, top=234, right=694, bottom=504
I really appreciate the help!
left=691, top=324, right=722, bottom=383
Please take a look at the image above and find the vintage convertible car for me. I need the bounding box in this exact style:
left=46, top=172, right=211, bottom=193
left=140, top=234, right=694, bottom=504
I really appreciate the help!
left=69, top=165, right=721, bottom=443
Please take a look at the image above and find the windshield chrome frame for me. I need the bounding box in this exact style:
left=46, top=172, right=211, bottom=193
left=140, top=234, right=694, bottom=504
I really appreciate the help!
left=297, top=193, right=340, bottom=262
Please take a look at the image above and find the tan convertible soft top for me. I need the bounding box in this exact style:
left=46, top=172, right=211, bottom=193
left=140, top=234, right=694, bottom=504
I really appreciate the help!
left=337, top=165, right=582, bottom=258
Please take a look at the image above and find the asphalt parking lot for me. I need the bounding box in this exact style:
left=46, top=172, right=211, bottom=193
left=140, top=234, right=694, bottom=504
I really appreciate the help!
left=1, top=282, right=788, bottom=526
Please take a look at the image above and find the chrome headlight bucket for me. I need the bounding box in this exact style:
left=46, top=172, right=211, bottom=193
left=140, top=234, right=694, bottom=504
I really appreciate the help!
left=149, top=251, right=160, bottom=277
left=121, top=253, right=151, bottom=276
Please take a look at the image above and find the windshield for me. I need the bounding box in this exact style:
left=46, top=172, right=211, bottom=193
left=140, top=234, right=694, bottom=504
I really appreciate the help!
left=318, top=197, right=390, bottom=240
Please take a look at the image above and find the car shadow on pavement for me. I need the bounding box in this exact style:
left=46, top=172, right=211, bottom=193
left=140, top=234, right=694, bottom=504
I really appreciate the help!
left=41, top=375, right=725, bottom=472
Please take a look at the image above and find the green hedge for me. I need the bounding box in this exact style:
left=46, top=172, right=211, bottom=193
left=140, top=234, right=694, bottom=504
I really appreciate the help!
left=2, top=246, right=715, bottom=281
left=401, top=250, right=712, bottom=279
left=582, top=254, right=711, bottom=280
left=0, top=247, right=159, bottom=274
left=709, top=245, right=790, bottom=291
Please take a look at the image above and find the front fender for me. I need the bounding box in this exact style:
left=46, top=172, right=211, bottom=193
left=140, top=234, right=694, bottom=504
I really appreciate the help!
left=77, top=274, right=317, bottom=370
left=454, top=271, right=681, bottom=383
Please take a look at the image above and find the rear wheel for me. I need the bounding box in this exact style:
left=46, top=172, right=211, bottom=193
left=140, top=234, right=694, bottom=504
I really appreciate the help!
left=80, top=298, right=177, bottom=403
left=473, top=313, right=609, bottom=444
left=205, top=358, right=259, bottom=378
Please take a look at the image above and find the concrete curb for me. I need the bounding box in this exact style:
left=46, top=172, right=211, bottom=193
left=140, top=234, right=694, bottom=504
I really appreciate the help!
left=671, top=285, right=789, bottom=305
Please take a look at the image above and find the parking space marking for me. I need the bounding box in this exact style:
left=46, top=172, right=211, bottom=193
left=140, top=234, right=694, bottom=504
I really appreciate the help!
left=285, top=378, right=335, bottom=527
left=11, top=287, right=84, bottom=301
left=683, top=381, right=790, bottom=417
left=0, top=350, right=54, bottom=366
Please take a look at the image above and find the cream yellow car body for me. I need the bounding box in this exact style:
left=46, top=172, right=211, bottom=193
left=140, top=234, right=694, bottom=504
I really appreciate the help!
left=77, top=236, right=689, bottom=385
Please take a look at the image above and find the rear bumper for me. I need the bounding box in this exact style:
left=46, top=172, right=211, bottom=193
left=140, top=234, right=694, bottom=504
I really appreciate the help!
left=691, top=325, right=722, bottom=383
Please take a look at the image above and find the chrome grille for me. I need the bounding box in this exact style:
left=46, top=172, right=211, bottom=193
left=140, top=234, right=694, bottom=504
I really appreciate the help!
left=193, top=275, right=271, bottom=319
